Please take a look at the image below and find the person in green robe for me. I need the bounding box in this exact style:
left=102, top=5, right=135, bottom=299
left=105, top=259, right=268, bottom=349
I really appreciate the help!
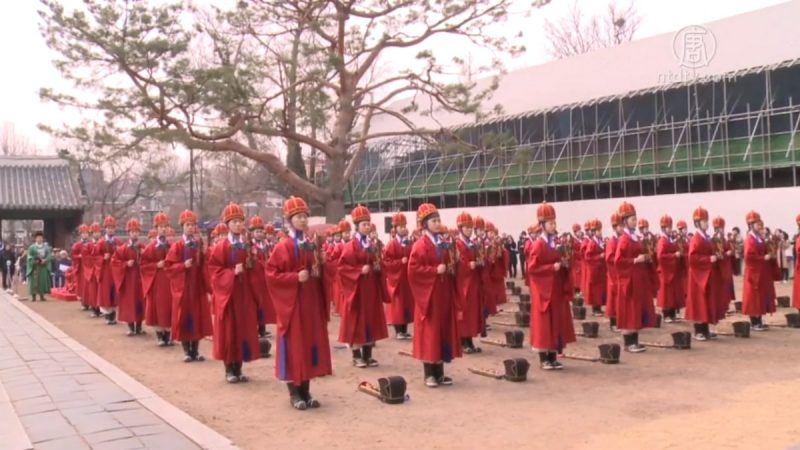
left=26, top=231, right=53, bottom=301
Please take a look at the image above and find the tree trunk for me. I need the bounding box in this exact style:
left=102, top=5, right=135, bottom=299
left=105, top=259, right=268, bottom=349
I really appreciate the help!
left=286, top=141, right=306, bottom=179
left=323, top=152, right=347, bottom=223
left=284, top=28, right=307, bottom=181
left=324, top=194, right=345, bottom=224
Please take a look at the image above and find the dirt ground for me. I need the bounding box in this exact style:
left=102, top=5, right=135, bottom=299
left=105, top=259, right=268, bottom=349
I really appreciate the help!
left=16, top=278, right=800, bottom=450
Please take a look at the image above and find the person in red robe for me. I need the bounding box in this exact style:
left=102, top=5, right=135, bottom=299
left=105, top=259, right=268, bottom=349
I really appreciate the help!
left=685, top=207, right=724, bottom=341
left=248, top=216, right=276, bottom=337
left=266, top=197, right=332, bottom=410
left=570, top=223, right=584, bottom=293
left=322, top=223, right=342, bottom=318
left=453, top=212, right=484, bottom=354
left=71, top=224, right=89, bottom=310
left=605, top=213, right=622, bottom=330
left=207, top=203, right=261, bottom=383
left=712, top=216, right=736, bottom=317
left=473, top=217, right=494, bottom=324
left=614, top=202, right=657, bottom=353
left=82, top=223, right=102, bottom=317
left=408, top=203, right=461, bottom=388
left=676, top=219, right=690, bottom=312
left=333, top=220, right=352, bottom=316
left=488, top=222, right=508, bottom=310
left=527, top=203, right=577, bottom=370
left=95, top=216, right=121, bottom=325
left=742, top=210, right=776, bottom=331
left=581, top=219, right=606, bottom=317
left=793, top=215, right=800, bottom=312
left=111, top=219, right=146, bottom=336
left=166, top=210, right=213, bottom=363
left=656, top=215, right=685, bottom=323
left=141, top=212, right=174, bottom=346
left=637, top=218, right=659, bottom=301
left=337, top=206, right=389, bottom=367
left=384, top=212, right=414, bottom=340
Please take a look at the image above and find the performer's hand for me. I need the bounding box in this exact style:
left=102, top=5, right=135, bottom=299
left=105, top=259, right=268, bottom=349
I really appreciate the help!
left=726, top=250, right=733, bottom=256
left=361, top=264, right=370, bottom=275
left=126, top=260, right=134, bottom=267
left=235, top=263, right=244, bottom=275
left=436, top=264, right=446, bottom=274
left=710, top=255, right=718, bottom=263
left=298, top=270, right=310, bottom=282
left=156, top=261, right=165, bottom=269
left=457, top=311, right=464, bottom=321
left=104, top=253, right=110, bottom=260
left=401, top=257, right=408, bottom=264
left=634, top=255, right=647, bottom=264
left=674, top=251, right=681, bottom=258
left=184, top=259, right=193, bottom=269
left=765, top=254, right=772, bottom=261
left=469, top=261, right=476, bottom=269
left=553, top=262, right=561, bottom=271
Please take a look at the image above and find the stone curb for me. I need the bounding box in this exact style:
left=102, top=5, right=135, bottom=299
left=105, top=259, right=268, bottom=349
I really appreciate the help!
left=4, top=294, right=239, bottom=450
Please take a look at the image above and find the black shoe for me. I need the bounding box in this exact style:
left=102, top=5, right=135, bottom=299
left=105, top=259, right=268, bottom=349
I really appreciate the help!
left=190, top=341, right=204, bottom=361
left=126, top=323, right=136, bottom=336
left=135, top=323, right=144, bottom=335
left=288, top=384, right=307, bottom=410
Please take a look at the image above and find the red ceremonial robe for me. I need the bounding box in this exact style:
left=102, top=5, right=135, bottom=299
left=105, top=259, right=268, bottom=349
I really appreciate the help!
left=251, top=241, right=277, bottom=326
left=604, top=236, right=619, bottom=319
left=493, top=248, right=509, bottom=306
left=70, top=241, right=85, bottom=301
left=793, top=237, right=800, bottom=309
left=526, top=236, right=577, bottom=350
left=94, top=237, right=121, bottom=308
left=717, top=238, right=736, bottom=316
left=522, top=238, right=535, bottom=287
left=685, top=232, right=723, bottom=324
left=323, top=241, right=342, bottom=315
left=111, top=240, right=145, bottom=323
left=656, top=235, right=685, bottom=311
left=265, top=233, right=332, bottom=384
left=383, top=237, right=414, bottom=325
left=81, top=241, right=98, bottom=308
left=140, top=239, right=172, bottom=328
left=208, top=238, right=261, bottom=363
left=455, top=237, right=484, bottom=338
left=480, top=257, right=497, bottom=315
left=165, top=238, right=213, bottom=341
left=614, top=231, right=658, bottom=330
left=570, top=237, right=584, bottom=292
left=408, top=233, right=462, bottom=363
left=742, top=233, right=776, bottom=317
left=581, top=237, right=606, bottom=307
left=337, top=237, right=389, bottom=345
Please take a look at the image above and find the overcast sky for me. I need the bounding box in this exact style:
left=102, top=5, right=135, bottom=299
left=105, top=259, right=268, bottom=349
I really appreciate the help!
left=0, top=0, right=788, bottom=150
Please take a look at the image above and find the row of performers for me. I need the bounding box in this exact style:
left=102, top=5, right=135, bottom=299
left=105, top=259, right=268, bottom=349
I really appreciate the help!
left=522, top=201, right=794, bottom=362
left=65, top=197, right=795, bottom=411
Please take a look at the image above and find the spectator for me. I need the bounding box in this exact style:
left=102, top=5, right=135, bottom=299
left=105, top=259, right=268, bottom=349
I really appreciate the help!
left=0, top=240, right=11, bottom=291
left=517, top=231, right=528, bottom=278
left=16, top=248, right=27, bottom=285
left=53, top=250, right=71, bottom=288
left=780, top=230, right=791, bottom=283
left=731, top=227, right=743, bottom=276
left=504, top=235, right=518, bottom=278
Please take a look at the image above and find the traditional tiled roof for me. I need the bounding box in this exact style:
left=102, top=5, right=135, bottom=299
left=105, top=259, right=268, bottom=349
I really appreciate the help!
left=0, top=156, right=85, bottom=211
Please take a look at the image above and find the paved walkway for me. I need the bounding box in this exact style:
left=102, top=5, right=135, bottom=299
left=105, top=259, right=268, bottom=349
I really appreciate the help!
left=0, top=292, right=235, bottom=450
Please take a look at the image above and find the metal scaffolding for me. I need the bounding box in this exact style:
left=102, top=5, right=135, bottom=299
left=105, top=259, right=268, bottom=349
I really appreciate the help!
left=347, top=60, right=800, bottom=212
